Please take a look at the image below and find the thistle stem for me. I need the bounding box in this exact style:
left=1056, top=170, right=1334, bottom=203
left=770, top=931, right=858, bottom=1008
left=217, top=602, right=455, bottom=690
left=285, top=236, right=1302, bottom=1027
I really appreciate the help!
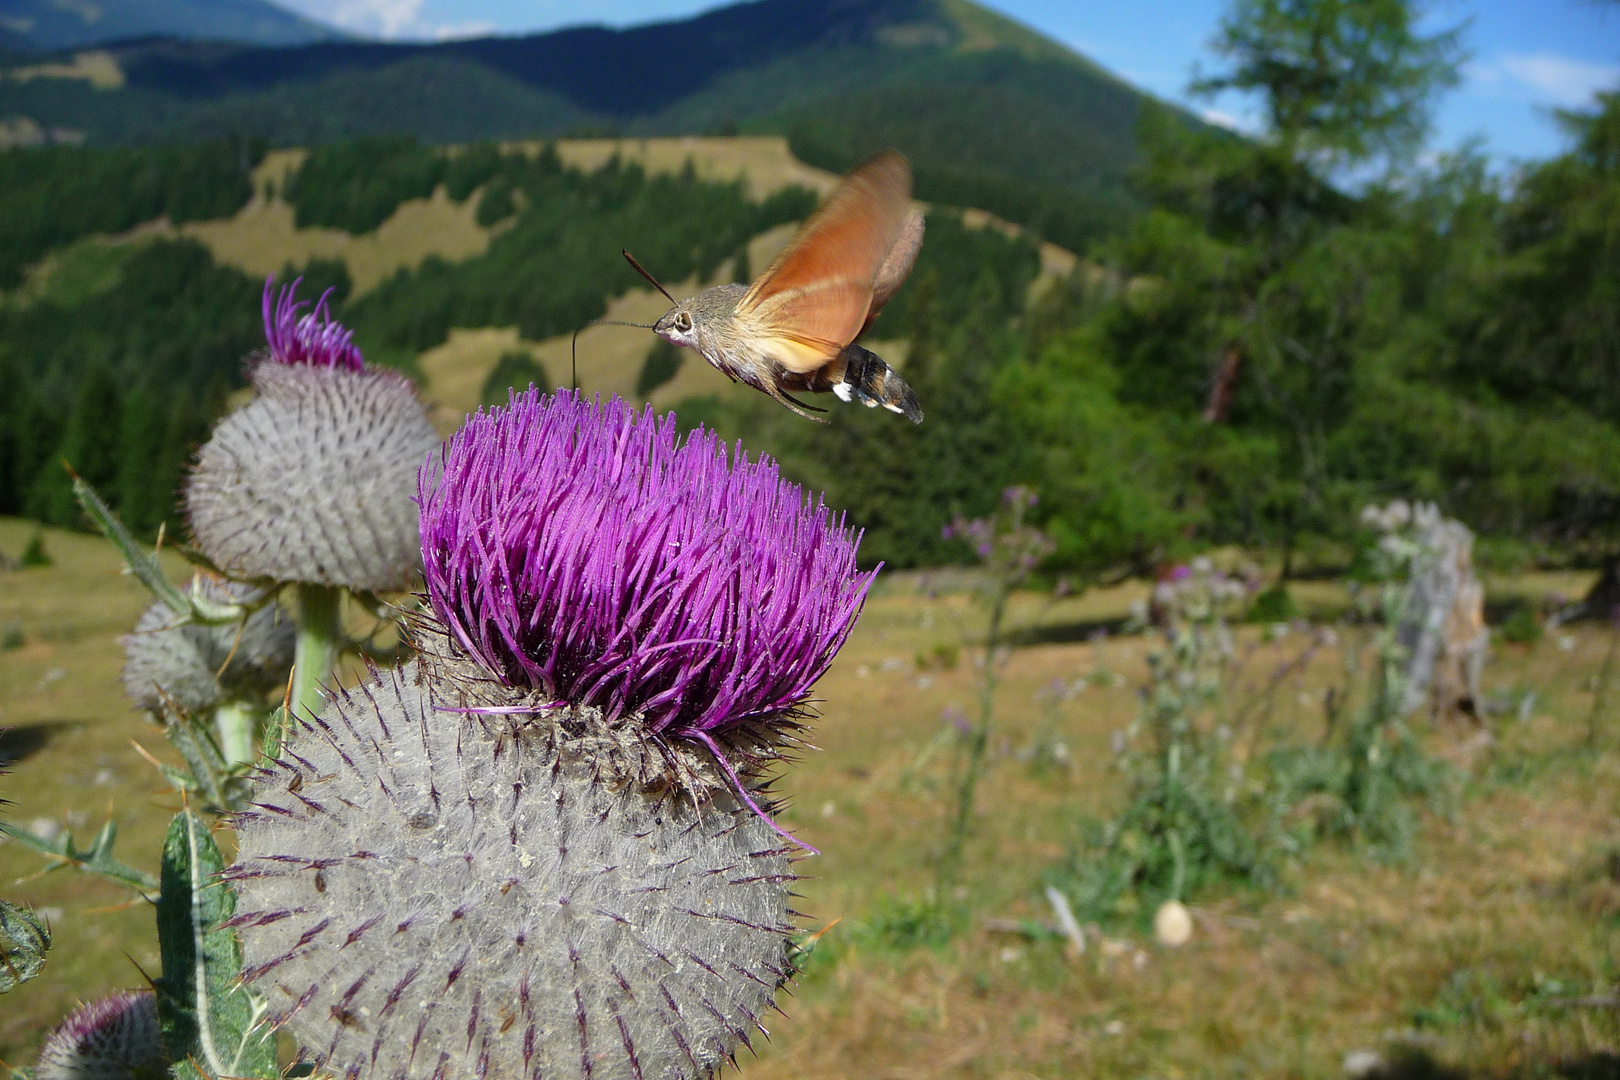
left=291, top=584, right=342, bottom=722
left=213, top=701, right=256, bottom=767
left=939, top=584, right=1009, bottom=892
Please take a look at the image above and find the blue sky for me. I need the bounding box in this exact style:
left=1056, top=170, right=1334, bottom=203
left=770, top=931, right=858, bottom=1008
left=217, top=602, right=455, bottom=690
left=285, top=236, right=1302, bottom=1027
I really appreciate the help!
left=278, top=0, right=1620, bottom=164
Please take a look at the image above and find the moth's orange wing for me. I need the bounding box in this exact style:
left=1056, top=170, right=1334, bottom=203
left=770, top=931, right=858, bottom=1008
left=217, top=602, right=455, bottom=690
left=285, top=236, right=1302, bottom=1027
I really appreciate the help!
left=860, top=209, right=925, bottom=337
left=735, top=151, right=913, bottom=373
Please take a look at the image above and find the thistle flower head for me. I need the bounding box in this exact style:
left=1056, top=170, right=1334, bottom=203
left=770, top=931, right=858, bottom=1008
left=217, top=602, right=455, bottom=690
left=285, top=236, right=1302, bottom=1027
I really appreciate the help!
left=420, top=390, right=872, bottom=738
left=262, top=276, right=363, bottom=371
left=186, top=291, right=441, bottom=590
left=36, top=990, right=167, bottom=1080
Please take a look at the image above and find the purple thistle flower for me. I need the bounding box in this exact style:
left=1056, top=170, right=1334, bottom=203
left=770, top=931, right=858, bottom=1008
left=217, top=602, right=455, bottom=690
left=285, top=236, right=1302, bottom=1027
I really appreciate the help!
left=261, top=276, right=363, bottom=371
left=420, top=390, right=874, bottom=742
left=36, top=990, right=167, bottom=1080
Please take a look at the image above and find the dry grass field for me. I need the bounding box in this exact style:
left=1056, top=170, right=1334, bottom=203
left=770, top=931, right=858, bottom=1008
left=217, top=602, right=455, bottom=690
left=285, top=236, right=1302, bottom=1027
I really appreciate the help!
left=3, top=512, right=1619, bottom=1078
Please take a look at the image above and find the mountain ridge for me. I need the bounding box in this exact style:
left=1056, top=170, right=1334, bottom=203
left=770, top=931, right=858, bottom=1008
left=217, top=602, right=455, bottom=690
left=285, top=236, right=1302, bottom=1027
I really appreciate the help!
left=0, top=0, right=344, bottom=52
left=0, top=0, right=1177, bottom=250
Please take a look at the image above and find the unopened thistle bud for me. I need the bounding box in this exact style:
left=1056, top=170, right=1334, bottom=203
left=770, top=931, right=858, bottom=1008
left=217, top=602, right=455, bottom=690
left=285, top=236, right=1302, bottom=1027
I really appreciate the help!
left=121, top=580, right=294, bottom=716
left=231, top=391, right=874, bottom=1080
left=185, top=279, right=441, bottom=592
left=36, top=991, right=167, bottom=1080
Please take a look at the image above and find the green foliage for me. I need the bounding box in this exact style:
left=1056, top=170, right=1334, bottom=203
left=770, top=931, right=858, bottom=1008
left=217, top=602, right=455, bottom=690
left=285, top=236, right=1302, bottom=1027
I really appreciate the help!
left=154, top=810, right=275, bottom=1079
left=635, top=339, right=685, bottom=398
left=1247, top=582, right=1299, bottom=622
left=1500, top=604, right=1543, bottom=645
left=0, top=138, right=262, bottom=289
left=1274, top=525, right=1452, bottom=858
left=0, top=900, right=50, bottom=994
left=1056, top=564, right=1275, bottom=922
left=0, top=239, right=263, bottom=535
left=851, top=895, right=962, bottom=952
left=999, top=319, right=1192, bottom=577
left=284, top=136, right=448, bottom=233
left=19, top=531, right=50, bottom=567
left=1194, top=0, right=1463, bottom=166
left=482, top=349, right=551, bottom=407
left=768, top=49, right=1152, bottom=253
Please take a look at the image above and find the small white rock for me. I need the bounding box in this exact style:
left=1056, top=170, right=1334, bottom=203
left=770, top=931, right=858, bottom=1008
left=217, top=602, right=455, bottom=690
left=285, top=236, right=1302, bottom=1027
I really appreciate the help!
left=1343, top=1049, right=1383, bottom=1077
left=1154, top=899, right=1193, bottom=946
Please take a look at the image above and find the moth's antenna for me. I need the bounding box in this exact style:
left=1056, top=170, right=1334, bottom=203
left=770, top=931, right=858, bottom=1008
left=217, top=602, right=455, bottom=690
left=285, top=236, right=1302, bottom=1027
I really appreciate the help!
left=622, top=249, right=676, bottom=305
left=571, top=318, right=657, bottom=391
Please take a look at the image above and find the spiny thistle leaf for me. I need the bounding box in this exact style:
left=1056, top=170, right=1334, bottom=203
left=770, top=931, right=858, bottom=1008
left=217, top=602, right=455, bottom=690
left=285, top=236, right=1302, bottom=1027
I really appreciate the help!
left=73, top=476, right=190, bottom=618
left=73, top=477, right=247, bottom=626
left=0, top=819, right=157, bottom=896
left=0, top=899, right=50, bottom=993
left=154, top=811, right=275, bottom=1080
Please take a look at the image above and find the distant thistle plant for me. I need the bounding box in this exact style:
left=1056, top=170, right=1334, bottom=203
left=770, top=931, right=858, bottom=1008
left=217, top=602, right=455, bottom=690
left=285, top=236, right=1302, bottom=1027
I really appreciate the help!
left=121, top=579, right=294, bottom=718
left=186, top=276, right=443, bottom=725
left=230, top=391, right=872, bottom=1080
left=185, top=278, right=440, bottom=594
left=36, top=990, right=168, bottom=1080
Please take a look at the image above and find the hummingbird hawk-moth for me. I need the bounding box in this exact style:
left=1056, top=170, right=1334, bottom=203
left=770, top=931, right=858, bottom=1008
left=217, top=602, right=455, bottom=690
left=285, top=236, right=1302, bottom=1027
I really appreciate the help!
left=626, top=150, right=924, bottom=424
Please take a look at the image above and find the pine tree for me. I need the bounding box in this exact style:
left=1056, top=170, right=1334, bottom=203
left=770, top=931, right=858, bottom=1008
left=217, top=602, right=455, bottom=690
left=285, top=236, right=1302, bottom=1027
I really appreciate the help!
left=115, top=381, right=168, bottom=536
left=31, top=364, right=123, bottom=526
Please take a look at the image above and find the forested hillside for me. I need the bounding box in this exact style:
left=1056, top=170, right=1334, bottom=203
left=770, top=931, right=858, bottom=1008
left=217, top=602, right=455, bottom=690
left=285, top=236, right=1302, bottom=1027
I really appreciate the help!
left=2, top=59, right=1617, bottom=582
left=0, top=138, right=819, bottom=534
left=0, top=0, right=1159, bottom=253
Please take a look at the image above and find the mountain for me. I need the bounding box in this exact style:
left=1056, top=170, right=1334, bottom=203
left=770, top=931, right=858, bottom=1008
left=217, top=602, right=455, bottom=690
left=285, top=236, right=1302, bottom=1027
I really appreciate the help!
left=0, top=0, right=344, bottom=51
left=0, top=0, right=1178, bottom=250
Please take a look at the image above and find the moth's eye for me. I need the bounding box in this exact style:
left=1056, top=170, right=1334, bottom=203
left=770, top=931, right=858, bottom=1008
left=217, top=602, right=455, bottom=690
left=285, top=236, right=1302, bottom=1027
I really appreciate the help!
left=675, top=312, right=692, bottom=332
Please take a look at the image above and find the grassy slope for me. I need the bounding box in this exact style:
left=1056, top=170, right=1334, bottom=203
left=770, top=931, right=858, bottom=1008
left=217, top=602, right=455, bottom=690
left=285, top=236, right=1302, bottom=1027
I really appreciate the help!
left=2, top=517, right=1618, bottom=1076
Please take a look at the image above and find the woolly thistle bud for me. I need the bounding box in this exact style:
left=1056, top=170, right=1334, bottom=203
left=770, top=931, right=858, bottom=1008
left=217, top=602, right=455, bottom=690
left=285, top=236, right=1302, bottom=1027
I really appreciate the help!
left=121, top=580, right=294, bottom=716
left=231, top=649, right=795, bottom=1080
left=185, top=279, right=441, bottom=592
left=231, top=392, right=874, bottom=1080
left=36, top=990, right=167, bottom=1080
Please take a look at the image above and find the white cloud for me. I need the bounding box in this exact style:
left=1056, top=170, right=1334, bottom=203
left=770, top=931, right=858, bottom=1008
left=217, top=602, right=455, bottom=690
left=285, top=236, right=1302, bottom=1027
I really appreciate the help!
left=1201, top=108, right=1240, bottom=130
left=285, top=0, right=495, bottom=39
left=323, top=0, right=425, bottom=37
left=1477, top=52, right=1620, bottom=107
left=433, top=21, right=498, bottom=40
